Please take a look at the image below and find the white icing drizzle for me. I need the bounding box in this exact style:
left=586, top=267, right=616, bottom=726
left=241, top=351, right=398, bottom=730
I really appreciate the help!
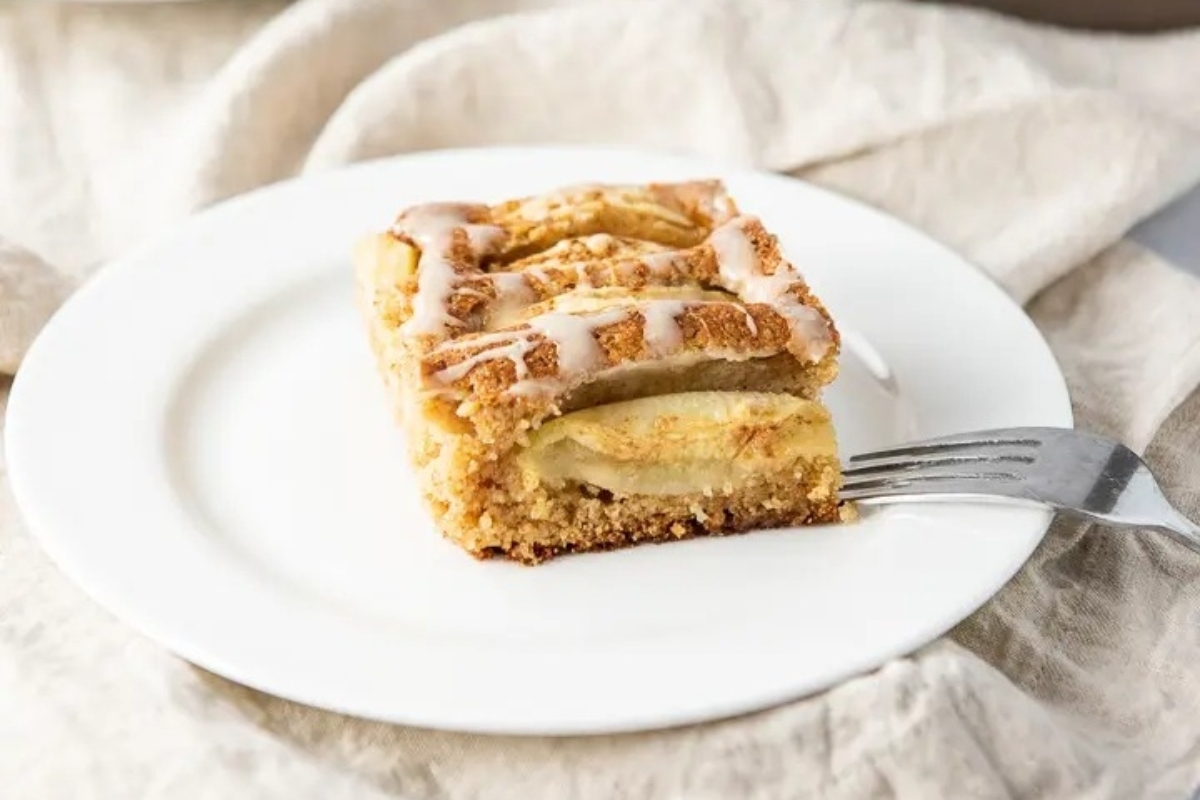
left=392, top=203, right=506, bottom=336
left=416, top=208, right=833, bottom=395
left=639, top=251, right=686, bottom=277
left=527, top=309, right=629, bottom=377
left=435, top=339, right=534, bottom=384
left=521, top=264, right=552, bottom=287
left=707, top=218, right=759, bottom=288
left=428, top=298, right=767, bottom=393
left=584, top=233, right=615, bottom=254
left=740, top=306, right=759, bottom=336
left=484, top=272, right=539, bottom=330
left=435, top=327, right=524, bottom=352
left=404, top=247, right=460, bottom=335
left=576, top=264, right=594, bottom=289
left=710, top=189, right=735, bottom=223
left=640, top=301, right=687, bottom=357
left=431, top=308, right=630, bottom=390
left=708, top=217, right=831, bottom=358
left=463, top=224, right=506, bottom=252
left=487, top=271, right=537, bottom=303
left=493, top=247, right=690, bottom=317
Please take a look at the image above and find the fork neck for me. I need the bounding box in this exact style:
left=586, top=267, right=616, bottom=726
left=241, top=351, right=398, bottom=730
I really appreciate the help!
left=1154, top=509, right=1200, bottom=556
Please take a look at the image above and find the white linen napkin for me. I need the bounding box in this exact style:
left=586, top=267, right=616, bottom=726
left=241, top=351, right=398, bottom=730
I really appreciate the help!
left=3, top=1, right=1200, bottom=796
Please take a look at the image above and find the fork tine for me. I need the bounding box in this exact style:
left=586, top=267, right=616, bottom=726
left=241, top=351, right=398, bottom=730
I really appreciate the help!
left=847, top=430, right=1043, bottom=465
left=841, top=470, right=1024, bottom=490
left=843, top=450, right=1036, bottom=478
left=839, top=479, right=1028, bottom=503
left=839, top=472, right=1026, bottom=502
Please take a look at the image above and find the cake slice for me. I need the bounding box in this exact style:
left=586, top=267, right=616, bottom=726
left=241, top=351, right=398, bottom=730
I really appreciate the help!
left=355, top=180, right=843, bottom=563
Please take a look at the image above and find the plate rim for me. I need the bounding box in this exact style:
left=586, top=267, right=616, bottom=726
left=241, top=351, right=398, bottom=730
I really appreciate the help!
left=5, top=145, right=1073, bottom=735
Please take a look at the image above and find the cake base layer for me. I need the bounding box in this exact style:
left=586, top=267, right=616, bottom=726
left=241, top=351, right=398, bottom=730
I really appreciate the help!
left=440, top=458, right=843, bottom=565
left=411, top=390, right=844, bottom=564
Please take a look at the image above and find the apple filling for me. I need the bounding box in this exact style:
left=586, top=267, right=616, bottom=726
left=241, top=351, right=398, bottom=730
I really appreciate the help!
left=519, top=391, right=835, bottom=496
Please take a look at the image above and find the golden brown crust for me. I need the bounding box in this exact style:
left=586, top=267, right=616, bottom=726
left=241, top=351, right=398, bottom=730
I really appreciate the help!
left=360, top=200, right=840, bottom=442
left=489, top=180, right=739, bottom=257
left=376, top=181, right=740, bottom=338
left=423, top=304, right=793, bottom=393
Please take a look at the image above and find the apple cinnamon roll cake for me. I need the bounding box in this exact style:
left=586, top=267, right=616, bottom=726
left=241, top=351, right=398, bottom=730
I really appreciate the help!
left=355, top=180, right=843, bottom=563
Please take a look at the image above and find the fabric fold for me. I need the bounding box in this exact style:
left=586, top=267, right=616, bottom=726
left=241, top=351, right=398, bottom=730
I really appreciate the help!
left=0, top=238, right=73, bottom=375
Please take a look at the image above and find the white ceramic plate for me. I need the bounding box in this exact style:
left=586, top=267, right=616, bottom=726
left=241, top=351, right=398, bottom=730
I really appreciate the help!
left=7, top=147, right=1071, bottom=735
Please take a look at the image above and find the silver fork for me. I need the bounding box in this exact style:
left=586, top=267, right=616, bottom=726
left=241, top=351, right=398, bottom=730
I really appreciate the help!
left=842, top=427, right=1200, bottom=554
